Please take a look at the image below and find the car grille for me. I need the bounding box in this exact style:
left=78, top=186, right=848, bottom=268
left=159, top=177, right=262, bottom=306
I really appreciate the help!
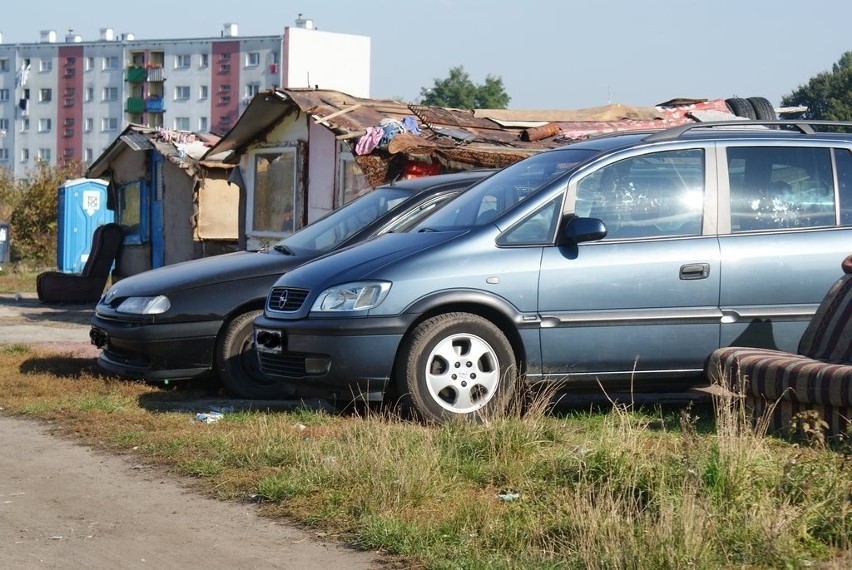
left=266, top=287, right=309, bottom=313
left=258, top=353, right=307, bottom=379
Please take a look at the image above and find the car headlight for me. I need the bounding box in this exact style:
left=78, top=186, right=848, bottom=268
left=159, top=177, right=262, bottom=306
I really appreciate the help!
left=116, top=295, right=171, bottom=315
left=311, top=281, right=390, bottom=313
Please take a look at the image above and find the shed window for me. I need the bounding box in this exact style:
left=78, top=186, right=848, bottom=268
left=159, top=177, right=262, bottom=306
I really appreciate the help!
left=250, top=148, right=298, bottom=235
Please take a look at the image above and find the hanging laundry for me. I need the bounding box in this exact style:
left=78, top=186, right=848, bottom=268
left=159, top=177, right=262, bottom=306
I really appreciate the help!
left=401, top=115, right=421, bottom=136
left=379, top=118, right=405, bottom=147
left=355, top=126, right=384, bottom=155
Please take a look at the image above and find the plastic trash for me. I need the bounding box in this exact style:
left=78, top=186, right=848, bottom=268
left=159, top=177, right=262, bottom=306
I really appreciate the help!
left=497, top=492, right=520, bottom=502
left=195, top=411, right=223, bottom=423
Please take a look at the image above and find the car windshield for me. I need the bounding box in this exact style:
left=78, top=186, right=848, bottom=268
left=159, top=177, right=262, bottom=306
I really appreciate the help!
left=412, top=148, right=598, bottom=230
left=273, top=186, right=412, bottom=253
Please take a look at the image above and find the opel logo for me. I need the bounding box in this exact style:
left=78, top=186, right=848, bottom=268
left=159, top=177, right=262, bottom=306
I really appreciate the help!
left=277, top=290, right=289, bottom=310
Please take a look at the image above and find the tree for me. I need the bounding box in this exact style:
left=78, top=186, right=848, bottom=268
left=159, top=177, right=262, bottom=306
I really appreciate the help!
left=9, top=160, right=86, bottom=265
left=782, top=51, right=852, bottom=120
left=419, top=66, right=511, bottom=109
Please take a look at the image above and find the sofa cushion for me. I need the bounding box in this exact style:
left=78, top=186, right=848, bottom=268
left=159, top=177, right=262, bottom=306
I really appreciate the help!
left=797, top=274, right=852, bottom=361
left=707, top=346, right=852, bottom=407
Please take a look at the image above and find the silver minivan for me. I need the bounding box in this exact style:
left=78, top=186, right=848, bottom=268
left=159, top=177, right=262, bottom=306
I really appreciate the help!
left=255, top=121, right=852, bottom=422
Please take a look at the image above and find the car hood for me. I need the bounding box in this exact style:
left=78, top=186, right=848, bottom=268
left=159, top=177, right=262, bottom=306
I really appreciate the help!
left=105, top=250, right=310, bottom=297
left=276, top=230, right=468, bottom=289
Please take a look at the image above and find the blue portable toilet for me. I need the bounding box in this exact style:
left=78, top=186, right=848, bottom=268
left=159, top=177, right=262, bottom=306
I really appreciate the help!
left=57, top=178, right=115, bottom=273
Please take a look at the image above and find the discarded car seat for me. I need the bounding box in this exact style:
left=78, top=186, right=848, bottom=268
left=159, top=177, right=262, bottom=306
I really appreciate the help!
left=37, top=223, right=123, bottom=304
left=705, top=254, right=852, bottom=438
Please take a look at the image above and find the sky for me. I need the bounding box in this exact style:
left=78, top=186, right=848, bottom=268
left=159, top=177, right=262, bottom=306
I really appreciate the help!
left=1, top=0, right=850, bottom=110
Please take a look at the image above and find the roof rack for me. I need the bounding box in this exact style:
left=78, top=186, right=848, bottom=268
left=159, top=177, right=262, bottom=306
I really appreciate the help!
left=644, top=120, right=852, bottom=142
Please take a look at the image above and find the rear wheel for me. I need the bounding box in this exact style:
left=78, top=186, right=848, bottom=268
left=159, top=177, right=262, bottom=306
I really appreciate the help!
left=396, top=312, right=518, bottom=423
left=725, top=97, right=756, bottom=119
left=216, top=310, right=293, bottom=399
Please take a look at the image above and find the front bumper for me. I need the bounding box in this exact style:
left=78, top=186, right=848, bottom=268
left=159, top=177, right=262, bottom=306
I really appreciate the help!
left=90, top=315, right=221, bottom=381
left=253, top=313, right=414, bottom=397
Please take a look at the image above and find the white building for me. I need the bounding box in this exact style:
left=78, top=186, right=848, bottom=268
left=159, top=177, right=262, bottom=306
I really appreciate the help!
left=0, top=17, right=370, bottom=178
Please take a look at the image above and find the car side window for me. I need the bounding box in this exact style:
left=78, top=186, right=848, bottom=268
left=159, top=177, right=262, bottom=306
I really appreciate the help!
left=728, top=146, right=835, bottom=232
left=575, top=149, right=705, bottom=239
left=835, top=148, right=852, bottom=225
left=498, top=197, right=561, bottom=245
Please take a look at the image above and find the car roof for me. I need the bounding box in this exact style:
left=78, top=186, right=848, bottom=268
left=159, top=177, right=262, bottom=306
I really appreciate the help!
left=557, top=120, right=852, bottom=155
left=377, top=169, right=497, bottom=192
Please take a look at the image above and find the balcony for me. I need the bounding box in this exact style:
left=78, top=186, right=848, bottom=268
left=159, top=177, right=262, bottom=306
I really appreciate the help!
left=145, top=97, right=164, bottom=113
left=146, top=66, right=165, bottom=82
left=126, top=66, right=147, bottom=83
left=125, top=97, right=144, bottom=114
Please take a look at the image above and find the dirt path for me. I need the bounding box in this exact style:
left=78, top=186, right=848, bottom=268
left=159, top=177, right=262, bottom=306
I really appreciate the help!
left=0, top=294, right=384, bottom=568
left=0, top=415, right=381, bottom=569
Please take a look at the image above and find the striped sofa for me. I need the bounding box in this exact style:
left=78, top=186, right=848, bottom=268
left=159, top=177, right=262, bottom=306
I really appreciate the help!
left=705, top=255, right=852, bottom=438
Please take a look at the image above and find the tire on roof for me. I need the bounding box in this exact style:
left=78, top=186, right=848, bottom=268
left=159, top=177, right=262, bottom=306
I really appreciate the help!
left=747, top=97, right=777, bottom=120
left=725, top=97, right=757, bottom=120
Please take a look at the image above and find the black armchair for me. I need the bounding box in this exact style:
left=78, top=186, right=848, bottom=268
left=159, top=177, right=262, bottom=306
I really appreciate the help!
left=37, top=223, right=123, bottom=304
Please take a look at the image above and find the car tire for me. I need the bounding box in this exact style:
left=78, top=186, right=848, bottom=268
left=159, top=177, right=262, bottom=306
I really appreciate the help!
left=216, top=309, right=291, bottom=399
left=395, top=312, right=518, bottom=423
left=747, top=96, right=777, bottom=120
left=725, top=97, right=757, bottom=119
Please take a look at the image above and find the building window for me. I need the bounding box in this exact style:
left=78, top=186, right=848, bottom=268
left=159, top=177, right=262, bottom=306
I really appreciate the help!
left=102, top=87, right=118, bottom=101
left=219, top=95, right=231, bottom=105
left=64, top=87, right=75, bottom=97
left=39, top=88, right=52, bottom=102
left=219, top=64, right=230, bottom=74
left=0, top=59, right=8, bottom=72
left=38, top=148, right=51, bottom=161
left=245, top=83, right=260, bottom=98
left=174, top=117, right=190, bottom=131
left=246, top=52, right=260, bottom=67
left=219, top=84, right=231, bottom=94
left=21, top=148, right=29, bottom=162
left=199, top=85, right=208, bottom=99
left=20, top=118, right=29, bottom=132
left=101, top=117, right=118, bottom=131
left=0, top=89, right=8, bottom=101
left=219, top=52, right=231, bottom=61
left=198, top=116, right=208, bottom=131
left=0, top=118, right=8, bottom=130
left=85, top=56, right=94, bottom=71
left=199, top=53, right=208, bottom=68
left=175, top=54, right=191, bottom=69
left=85, top=117, right=93, bottom=132
left=38, top=118, right=51, bottom=132
left=250, top=147, right=298, bottom=235
left=64, top=128, right=74, bottom=138
left=85, top=148, right=93, bottom=162
left=0, top=148, right=8, bottom=161
left=103, top=56, right=119, bottom=70
left=40, top=58, right=52, bottom=72
left=84, top=87, right=94, bottom=102
left=174, top=85, right=190, bottom=100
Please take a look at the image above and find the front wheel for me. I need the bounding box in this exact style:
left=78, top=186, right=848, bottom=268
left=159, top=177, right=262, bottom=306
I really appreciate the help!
left=216, top=310, right=294, bottom=399
left=396, top=312, right=518, bottom=423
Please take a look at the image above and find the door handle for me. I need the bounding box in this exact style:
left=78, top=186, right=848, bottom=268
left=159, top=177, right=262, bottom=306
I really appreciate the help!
left=680, top=263, right=710, bottom=280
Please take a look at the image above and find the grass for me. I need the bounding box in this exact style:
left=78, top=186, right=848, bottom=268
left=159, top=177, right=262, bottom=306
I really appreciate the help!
left=0, top=345, right=850, bottom=568
left=0, top=263, right=40, bottom=294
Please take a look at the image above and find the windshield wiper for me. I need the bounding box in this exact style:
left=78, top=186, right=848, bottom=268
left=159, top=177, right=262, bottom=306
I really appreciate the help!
left=417, top=227, right=436, bottom=233
left=273, top=244, right=295, bottom=255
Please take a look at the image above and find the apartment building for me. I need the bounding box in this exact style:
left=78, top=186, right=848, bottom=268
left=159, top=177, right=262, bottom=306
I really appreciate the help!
left=0, top=17, right=370, bottom=178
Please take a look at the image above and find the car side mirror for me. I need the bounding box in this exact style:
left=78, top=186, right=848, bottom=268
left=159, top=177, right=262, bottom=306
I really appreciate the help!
left=563, top=216, right=607, bottom=244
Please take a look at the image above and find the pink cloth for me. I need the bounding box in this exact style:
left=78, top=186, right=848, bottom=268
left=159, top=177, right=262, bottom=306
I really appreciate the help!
left=356, top=126, right=384, bottom=155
